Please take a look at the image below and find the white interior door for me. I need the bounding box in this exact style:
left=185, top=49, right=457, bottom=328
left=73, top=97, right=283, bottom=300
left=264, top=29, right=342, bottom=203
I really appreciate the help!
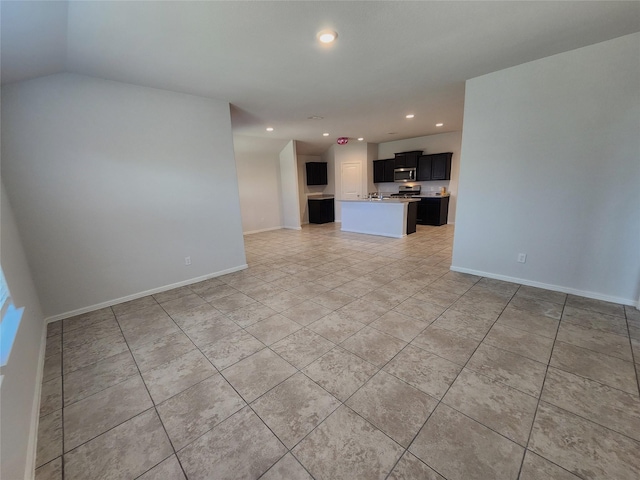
left=341, top=162, right=362, bottom=200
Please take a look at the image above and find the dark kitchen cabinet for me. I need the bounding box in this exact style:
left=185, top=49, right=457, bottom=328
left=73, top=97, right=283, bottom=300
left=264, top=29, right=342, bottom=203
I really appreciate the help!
left=417, top=152, right=452, bottom=181
left=384, top=159, right=395, bottom=182
left=373, top=159, right=395, bottom=183
left=431, top=153, right=452, bottom=180
left=306, top=162, right=328, bottom=186
left=416, top=196, right=449, bottom=226
left=373, top=160, right=384, bottom=183
left=406, top=201, right=417, bottom=234
left=308, top=197, right=334, bottom=224
left=417, top=155, right=432, bottom=181
left=394, top=151, right=422, bottom=168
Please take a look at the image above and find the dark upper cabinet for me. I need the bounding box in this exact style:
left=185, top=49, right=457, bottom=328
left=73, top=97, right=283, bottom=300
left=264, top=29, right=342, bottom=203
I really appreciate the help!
left=417, top=152, right=453, bottom=181
left=384, top=159, right=395, bottom=181
left=306, top=162, right=328, bottom=185
left=431, top=153, right=453, bottom=180
left=373, top=159, right=395, bottom=183
left=373, top=160, right=385, bottom=184
left=394, top=151, right=422, bottom=168
left=417, top=155, right=432, bottom=181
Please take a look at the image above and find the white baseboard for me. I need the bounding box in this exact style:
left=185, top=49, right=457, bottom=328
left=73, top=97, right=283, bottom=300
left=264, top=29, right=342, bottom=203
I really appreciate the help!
left=449, top=265, right=638, bottom=307
left=25, top=324, right=48, bottom=479
left=243, top=226, right=283, bottom=235
left=45, top=264, right=248, bottom=323
left=283, top=226, right=302, bottom=230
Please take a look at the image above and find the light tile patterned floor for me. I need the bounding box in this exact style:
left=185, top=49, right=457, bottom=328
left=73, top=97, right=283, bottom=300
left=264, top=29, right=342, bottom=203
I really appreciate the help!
left=36, top=224, right=640, bottom=480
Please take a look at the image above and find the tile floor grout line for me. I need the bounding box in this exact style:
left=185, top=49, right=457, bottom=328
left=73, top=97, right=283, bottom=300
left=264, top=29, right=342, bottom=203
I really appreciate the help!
left=543, top=360, right=639, bottom=397
left=517, top=293, right=567, bottom=480
left=383, top=278, right=520, bottom=480
left=256, top=452, right=317, bottom=480
left=385, top=290, right=497, bottom=479
left=131, top=453, right=176, bottom=480
left=58, top=330, right=128, bottom=376
left=155, top=288, right=343, bottom=476
left=550, top=335, right=637, bottom=368
left=623, top=308, right=640, bottom=397
left=112, top=305, right=190, bottom=480
left=526, top=306, right=638, bottom=476
left=536, top=396, right=640, bottom=444
left=59, top=405, right=158, bottom=456
left=503, top=305, right=640, bottom=448
left=60, top=314, right=67, bottom=479
left=166, top=299, right=345, bottom=478
left=344, top=277, right=486, bottom=477
left=221, top=273, right=435, bottom=477
left=61, top=369, right=140, bottom=410
left=41, top=225, right=638, bottom=479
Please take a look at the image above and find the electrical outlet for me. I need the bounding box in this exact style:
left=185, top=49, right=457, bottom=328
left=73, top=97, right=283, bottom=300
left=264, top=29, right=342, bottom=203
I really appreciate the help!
left=517, top=253, right=527, bottom=263
left=185, top=256, right=191, bottom=266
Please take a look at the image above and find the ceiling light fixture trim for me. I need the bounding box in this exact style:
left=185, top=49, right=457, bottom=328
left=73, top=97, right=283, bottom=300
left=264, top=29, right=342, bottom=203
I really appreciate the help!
left=317, top=29, right=338, bottom=44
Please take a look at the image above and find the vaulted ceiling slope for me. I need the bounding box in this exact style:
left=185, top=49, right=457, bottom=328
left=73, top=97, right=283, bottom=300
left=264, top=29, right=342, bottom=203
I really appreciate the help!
left=2, top=1, right=639, bottom=154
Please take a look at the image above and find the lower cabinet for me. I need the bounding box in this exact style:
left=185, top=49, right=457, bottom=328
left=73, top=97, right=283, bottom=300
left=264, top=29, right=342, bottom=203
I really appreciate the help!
left=308, top=197, right=335, bottom=224
left=416, top=197, right=449, bottom=226
left=406, top=201, right=417, bottom=234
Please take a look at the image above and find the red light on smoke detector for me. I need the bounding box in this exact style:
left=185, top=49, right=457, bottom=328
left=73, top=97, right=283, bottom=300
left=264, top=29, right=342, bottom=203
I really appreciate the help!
left=337, top=137, right=349, bottom=145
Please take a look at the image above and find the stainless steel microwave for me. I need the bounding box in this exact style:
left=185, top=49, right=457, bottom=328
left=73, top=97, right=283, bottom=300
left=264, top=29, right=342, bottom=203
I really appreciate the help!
left=394, top=167, right=416, bottom=182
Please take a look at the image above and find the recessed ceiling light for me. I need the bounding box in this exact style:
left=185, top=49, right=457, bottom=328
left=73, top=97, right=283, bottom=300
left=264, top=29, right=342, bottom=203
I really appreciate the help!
left=317, top=29, right=338, bottom=44
left=308, top=116, right=324, bottom=120
left=357, top=137, right=364, bottom=141
left=406, top=114, right=415, bottom=119
left=323, top=133, right=330, bottom=137
left=436, top=123, right=444, bottom=127
left=266, top=127, right=274, bottom=132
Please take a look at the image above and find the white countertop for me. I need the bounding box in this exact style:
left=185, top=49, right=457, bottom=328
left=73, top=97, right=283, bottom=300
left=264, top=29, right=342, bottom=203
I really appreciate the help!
left=340, top=198, right=420, bottom=203
left=307, top=195, right=335, bottom=200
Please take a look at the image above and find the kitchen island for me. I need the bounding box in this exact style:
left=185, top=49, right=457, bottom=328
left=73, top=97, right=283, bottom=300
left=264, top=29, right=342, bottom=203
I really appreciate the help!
left=340, top=198, right=419, bottom=238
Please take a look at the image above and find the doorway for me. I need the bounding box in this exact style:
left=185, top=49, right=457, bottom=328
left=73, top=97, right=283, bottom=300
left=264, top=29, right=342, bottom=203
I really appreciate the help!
left=341, top=162, right=362, bottom=200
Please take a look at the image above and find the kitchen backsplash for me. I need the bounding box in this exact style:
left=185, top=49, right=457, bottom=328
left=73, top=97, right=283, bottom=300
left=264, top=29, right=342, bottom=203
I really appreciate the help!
left=376, top=181, right=451, bottom=194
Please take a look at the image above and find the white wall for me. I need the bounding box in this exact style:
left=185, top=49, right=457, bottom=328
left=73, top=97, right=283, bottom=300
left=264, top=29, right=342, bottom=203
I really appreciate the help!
left=0, top=0, right=68, bottom=85
left=0, top=183, right=46, bottom=480
left=366, top=143, right=378, bottom=195
left=329, top=142, right=371, bottom=222
left=235, top=147, right=283, bottom=233
left=279, top=140, right=301, bottom=229
left=452, top=33, right=640, bottom=305
left=321, top=148, right=336, bottom=196
left=377, top=132, right=462, bottom=223
left=2, top=73, right=247, bottom=319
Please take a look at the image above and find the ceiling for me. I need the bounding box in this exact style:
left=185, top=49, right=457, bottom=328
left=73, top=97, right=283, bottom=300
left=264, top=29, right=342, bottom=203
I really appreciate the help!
left=2, top=1, right=639, bottom=155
